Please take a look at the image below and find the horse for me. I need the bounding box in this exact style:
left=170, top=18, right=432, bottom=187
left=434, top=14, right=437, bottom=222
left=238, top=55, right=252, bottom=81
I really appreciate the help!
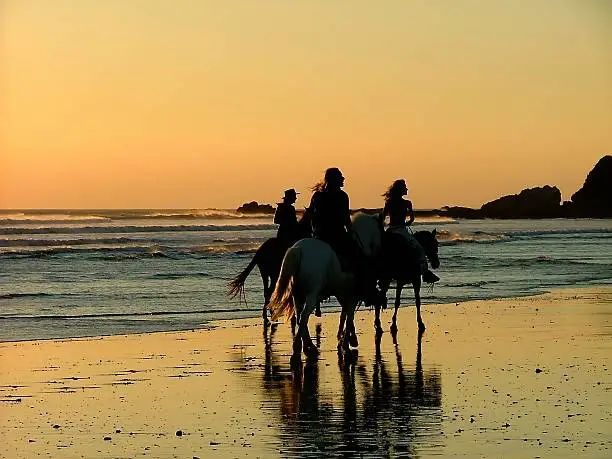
left=376, top=229, right=440, bottom=334
left=227, top=213, right=312, bottom=323
left=267, top=213, right=383, bottom=362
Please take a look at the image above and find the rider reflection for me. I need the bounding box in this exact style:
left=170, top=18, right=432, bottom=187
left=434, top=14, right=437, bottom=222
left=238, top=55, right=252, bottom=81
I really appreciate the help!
left=259, top=323, right=442, bottom=456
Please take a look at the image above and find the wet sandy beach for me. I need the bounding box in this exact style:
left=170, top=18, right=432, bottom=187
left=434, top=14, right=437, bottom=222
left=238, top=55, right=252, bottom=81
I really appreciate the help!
left=1, top=287, right=611, bottom=458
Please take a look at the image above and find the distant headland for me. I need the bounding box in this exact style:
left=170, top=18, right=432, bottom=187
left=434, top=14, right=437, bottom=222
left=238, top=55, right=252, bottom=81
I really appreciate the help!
left=237, top=155, right=611, bottom=219
left=440, top=155, right=611, bottom=219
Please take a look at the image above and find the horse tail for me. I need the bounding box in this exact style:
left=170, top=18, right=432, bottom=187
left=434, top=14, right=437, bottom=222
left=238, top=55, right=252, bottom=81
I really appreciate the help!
left=227, top=250, right=259, bottom=301
left=269, top=246, right=301, bottom=321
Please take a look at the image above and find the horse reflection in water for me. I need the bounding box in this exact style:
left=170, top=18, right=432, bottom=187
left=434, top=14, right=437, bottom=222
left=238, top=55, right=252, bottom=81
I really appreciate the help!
left=252, top=324, right=442, bottom=457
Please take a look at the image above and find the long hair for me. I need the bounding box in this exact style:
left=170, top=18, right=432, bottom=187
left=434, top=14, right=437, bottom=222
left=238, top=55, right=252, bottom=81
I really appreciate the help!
left=383, top=179, right=406, bottom=203
left=311, top=181, right=326, bottom=193
left=312, top=167, right=342, bottom=193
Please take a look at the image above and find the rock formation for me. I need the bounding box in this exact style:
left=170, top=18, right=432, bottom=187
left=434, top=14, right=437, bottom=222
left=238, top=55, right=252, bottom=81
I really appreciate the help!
left=236, top=201, right=275, bottom=214
left=568, top=155, right=612, bottom=217
left=480, top=185, right=562, bottom=219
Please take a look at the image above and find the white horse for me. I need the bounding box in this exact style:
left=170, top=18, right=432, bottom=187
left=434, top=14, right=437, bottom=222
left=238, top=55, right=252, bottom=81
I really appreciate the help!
left=268, top=213, right=383, bottom=361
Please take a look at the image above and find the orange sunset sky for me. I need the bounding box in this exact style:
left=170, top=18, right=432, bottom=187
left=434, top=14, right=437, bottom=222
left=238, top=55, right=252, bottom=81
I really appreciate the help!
left=1, top=1, right=611, bottom=210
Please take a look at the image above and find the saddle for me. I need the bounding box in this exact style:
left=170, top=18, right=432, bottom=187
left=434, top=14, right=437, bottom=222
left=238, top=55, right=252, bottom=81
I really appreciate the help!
left=382, top=229, right=421, bottom=270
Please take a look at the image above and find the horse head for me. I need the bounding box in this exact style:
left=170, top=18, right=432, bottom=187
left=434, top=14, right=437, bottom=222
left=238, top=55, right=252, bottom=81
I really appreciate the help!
left=414, top=229, right=440, bottom=269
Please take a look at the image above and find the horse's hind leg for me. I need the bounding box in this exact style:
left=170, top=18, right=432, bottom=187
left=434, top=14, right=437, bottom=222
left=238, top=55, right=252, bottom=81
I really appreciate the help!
left=413, top=278, right=425, bottom=332
left=390, top=283, right=403, bottom=334
left=292, top=295, right=319, bottom=361
left=260, top=270, right=270, bottom=324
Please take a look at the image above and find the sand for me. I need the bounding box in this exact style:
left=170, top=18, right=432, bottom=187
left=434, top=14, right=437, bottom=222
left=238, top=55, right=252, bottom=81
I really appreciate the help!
left=1, top=287, right=611, bottom=458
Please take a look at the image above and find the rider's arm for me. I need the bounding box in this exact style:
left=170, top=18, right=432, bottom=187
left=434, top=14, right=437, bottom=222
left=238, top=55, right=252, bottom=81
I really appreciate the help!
left=343, top=192, right=352, bottom=230
left=273, top=205, right=283, bottom=225
left=406, top=200, right=415, bottom=226
left=382, top=201, right=390, bottom=223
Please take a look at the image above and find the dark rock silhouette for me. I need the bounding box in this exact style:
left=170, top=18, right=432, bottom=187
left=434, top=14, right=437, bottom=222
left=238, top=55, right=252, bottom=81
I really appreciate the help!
left=437, top=155, right=611, bottom=219
left=568, top=155, right=612, bottom=217
left=480, top=185, right=562, bottom=218
left=236, top=201, right=275, bottom=214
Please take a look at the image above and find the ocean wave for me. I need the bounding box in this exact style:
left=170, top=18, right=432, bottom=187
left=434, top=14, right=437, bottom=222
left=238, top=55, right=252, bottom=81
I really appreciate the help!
left=0, top=307, right=258, bottom=321
left=185, top=243, right=260, bottom=255
left=149, top=272, right=212, bottom=280
left=0, top=223, right=277, bottom=236
left=0, top=242, right=263, bottom=259
left=0, top=209, right=273, bottom=224
left=0, top=292, right=67, bottom=300
left=508, top=228, right=612, bottom=237
left=0, top=212, right=111, bottom=223
left=0, top=237, right=137, bottom=248
left=495, top=257, right=608, bottom=268
left=0, top=245, right=177, bottom=259
left=436, top=230, right=508, bottom=244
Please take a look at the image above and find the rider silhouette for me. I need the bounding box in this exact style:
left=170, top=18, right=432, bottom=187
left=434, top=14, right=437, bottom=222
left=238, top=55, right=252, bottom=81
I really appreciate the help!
left=274, top=188, right=300, bottom=247
left=309, top=167, right=384, bottom=306
left=309, top=168, right=351, bottom=255
left=382, top=179, right=439, bottom=283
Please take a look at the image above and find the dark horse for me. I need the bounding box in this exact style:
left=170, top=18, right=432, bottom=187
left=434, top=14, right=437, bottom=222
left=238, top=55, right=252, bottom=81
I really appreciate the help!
left=228, top=213, right=311, bottom=323
left=376, top=229, right=440, bottom=334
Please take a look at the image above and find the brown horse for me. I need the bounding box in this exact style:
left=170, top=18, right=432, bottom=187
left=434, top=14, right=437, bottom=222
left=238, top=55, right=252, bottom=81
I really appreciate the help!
left=228, top=213, right=311, bottom=324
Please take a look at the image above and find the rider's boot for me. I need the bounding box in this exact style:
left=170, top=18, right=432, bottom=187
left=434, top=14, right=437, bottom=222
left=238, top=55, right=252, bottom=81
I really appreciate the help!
left=421, top=261, right=439, bottom=283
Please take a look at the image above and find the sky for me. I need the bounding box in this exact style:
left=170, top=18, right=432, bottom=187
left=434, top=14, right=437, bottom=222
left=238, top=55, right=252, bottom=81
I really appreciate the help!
left=1, top=0, right=611, bottom=209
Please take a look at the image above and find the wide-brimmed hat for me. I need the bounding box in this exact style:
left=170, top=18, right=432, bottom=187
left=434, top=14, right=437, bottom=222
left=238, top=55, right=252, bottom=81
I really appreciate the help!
left=283, top=188, right=299, bottom=199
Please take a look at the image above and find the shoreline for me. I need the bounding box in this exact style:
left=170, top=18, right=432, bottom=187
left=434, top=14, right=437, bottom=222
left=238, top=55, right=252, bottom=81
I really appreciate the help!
left=1, top=285, right=611, bottom=457
left=2, top=282, right=610, bottom=345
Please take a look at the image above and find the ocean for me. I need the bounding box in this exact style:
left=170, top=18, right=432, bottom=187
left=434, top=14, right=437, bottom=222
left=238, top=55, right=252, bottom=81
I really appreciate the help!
left=1, top=209, right=611, bottom=342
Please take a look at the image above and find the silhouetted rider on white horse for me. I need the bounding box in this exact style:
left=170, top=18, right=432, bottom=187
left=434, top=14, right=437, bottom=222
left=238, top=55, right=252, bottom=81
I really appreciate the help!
left=308, top=167, right=385, bottom=307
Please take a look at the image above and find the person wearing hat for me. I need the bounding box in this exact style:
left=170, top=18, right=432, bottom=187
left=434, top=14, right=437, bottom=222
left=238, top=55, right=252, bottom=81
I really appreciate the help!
left=274, top=188, right=300, bottom=246
left=382, top=179, right=439, bottom=283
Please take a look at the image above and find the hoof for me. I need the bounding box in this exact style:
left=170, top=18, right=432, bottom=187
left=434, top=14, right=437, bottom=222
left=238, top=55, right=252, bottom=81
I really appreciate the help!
left=418, top=321, right=426, bottom=332
left=390, top=323, right=398, bottom=335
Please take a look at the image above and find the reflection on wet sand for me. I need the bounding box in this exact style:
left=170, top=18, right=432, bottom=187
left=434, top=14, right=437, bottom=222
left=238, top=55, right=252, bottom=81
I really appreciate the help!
left=252, top=324, right=442, bottom=457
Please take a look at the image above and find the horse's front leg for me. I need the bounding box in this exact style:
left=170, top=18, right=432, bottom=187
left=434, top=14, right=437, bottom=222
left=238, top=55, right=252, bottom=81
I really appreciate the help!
left=338, top=309, right=346, bottom=342
left=374, top=304, right=382, bottom=337
left=390, top=283, right=402, bottom=334
left=413, top=277, right=425, bottom=331
left=375, top=278, right=390, bottom=336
